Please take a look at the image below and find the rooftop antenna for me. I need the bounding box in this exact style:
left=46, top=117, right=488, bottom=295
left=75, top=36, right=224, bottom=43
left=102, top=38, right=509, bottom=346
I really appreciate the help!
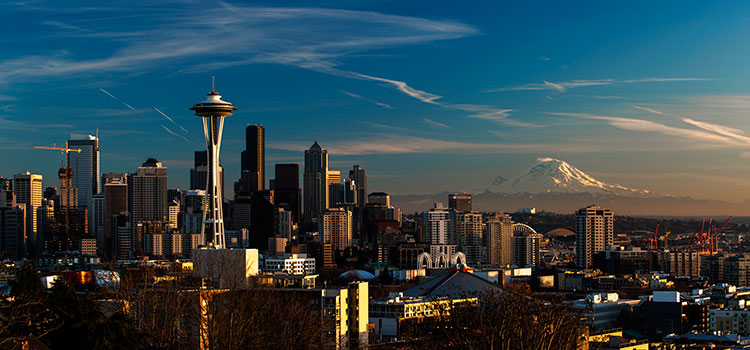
left=211, top=76, right=215, bottom=93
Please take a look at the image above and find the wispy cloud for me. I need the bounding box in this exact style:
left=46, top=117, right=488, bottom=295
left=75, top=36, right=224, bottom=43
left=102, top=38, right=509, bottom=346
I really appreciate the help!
left=339, top=90, right=392, bottom=109
left=353, top=72, right=538, bottom=127
left=0, top=4, right=476, bottom=87
left=99, top=88, right=136, bottom=111
left=423, top=118, right=449, bottom=128
left=488, top=77, right=711, bottom=93
left=269, top=135, right=545, bottom=155
left=631, top=104, right=750, bottom=144
left=549, top=112, right=750, bottom=146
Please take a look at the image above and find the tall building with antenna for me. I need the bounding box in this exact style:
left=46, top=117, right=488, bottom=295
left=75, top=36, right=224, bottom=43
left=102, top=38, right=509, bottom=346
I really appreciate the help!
left=190, top=78, right=236, bottom=248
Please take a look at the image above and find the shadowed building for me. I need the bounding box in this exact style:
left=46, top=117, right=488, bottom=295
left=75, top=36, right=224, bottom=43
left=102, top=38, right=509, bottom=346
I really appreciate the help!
left=274, top=164, right=301, bottom=226
left=236, top=125, right=265, bottom=192
left=448, top=193, right=472, bottom=212
left=303, top=141, right=328, bottom=228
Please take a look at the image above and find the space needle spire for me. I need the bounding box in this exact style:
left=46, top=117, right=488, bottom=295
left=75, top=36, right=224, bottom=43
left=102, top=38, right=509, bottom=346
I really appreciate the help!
left=190, top=77, right=236, bottom=249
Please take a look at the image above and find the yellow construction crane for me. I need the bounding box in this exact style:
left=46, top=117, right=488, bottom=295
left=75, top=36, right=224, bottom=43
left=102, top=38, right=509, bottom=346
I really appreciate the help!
left=34, top=142, right=81, bottom=168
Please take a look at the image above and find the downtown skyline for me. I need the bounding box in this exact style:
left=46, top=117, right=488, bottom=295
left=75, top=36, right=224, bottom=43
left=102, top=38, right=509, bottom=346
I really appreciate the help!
left=3, top=1, right=750, bottom=203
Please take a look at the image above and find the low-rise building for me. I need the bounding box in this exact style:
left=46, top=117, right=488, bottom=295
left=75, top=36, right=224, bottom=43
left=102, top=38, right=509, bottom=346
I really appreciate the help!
left=263, top=254, right=316, bottom=275
left=569, top=293, right=640, bottom=330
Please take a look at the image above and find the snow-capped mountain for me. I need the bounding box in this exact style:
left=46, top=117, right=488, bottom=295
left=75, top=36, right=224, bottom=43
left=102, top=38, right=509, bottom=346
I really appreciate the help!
left=483, top=157, right=655, bottom=197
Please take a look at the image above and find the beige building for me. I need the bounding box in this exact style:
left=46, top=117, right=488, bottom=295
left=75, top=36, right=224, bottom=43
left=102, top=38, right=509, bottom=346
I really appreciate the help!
left=319, top=208, right=352, bottom=251
left=455, top=212, right=483, bottom=265
left=486, top=213, right=513, bottom=266
left=576, top=205, right=614, bottom=269
left=322, top=281, right=369, bottom=349
left=13, top=172, right=42, bottom=246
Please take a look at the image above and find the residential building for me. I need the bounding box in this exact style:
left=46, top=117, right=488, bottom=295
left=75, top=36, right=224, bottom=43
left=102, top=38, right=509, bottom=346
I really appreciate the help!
left=486, top=213, right=513, bottom=266
left=264, top=253, right=316, bottom=275
left=129, top=158, right=168, bottom=223
left=513, top=233, right=543, bottom=267
left=319, top=208, right=352, bottom=251
left=455, top=212, right=483, bottom=265
left=576, top=205, right=614, bottom=269
left=448, top=193, right=471, bottom=212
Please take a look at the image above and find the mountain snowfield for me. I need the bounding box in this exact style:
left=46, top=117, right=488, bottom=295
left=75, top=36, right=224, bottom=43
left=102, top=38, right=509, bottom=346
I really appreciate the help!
left=481, top=157, right=657, bottom=197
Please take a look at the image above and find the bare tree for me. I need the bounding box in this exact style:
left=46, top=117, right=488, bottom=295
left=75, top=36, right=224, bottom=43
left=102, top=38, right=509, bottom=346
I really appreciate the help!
left=405, top=290, right=584, bottom=350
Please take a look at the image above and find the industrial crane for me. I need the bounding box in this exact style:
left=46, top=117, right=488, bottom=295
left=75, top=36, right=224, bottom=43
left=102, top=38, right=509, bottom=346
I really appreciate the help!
left=34, top=142, right=82, bottom=168
left=712, top=216, right=732, bottom=254
left=649, top=223, right=660, bottom=250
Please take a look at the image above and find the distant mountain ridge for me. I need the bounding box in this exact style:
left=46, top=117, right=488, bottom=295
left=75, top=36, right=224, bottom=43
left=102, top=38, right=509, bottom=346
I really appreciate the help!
left=392, top=157, right=749, bottom=216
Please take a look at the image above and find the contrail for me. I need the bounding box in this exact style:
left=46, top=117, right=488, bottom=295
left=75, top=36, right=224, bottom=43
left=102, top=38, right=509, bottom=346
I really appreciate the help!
left=154, top=107, right=189, bottom=133
left=161, top=125, right=199, bottom=146
left=99, top=88, right=137, bottom=112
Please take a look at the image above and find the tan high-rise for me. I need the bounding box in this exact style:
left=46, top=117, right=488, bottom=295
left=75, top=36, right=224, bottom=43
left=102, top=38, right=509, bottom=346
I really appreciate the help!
left=13, top=172, right=43, bottom=244
left=576, top=205, right=614, bottom=269
left=486, top=213, right=513, bottom=266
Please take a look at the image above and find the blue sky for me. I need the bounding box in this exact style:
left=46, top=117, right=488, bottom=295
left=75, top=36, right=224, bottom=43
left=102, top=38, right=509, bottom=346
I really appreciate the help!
left=2, top=1, right=750, bottom=202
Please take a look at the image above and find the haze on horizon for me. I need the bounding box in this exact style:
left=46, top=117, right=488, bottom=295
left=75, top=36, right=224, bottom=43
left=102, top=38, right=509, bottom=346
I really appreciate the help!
left=2, top=1, right=750, bottom=207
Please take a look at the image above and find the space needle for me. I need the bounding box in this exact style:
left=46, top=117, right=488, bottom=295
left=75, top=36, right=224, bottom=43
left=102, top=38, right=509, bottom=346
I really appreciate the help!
left=191, top=77, right=236, bottom=249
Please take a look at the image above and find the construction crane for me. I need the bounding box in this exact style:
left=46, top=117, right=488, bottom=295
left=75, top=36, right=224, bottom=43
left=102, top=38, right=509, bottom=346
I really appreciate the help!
left=34, top=142, right=81, bottom=168
left=649, top=223, right=660, bottom=250
left=712, top=216, right=733, bottom=254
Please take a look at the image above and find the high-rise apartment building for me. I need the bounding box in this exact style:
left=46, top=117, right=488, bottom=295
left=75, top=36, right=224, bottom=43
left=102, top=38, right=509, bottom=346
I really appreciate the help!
left=319, top=208, right=352, bottom=251
left=68, top=135, right=100, bottom=210
left=576, top=205, right=614, bottom=269
left=239, top=125, right=265, bottom=192
left=13, top=172, right=42, bottom=253
left=455, top=212, right=483, bottom=265
left=274, top=164, right=301, bottom=226
left=424, top=203, right=456, bottom=258
left=486, top=213, right=513, bottom=266
left=448, top=193, right=472, bottom=212
left=424, top=203, right=453, bottom=246
left=129, top=158, right=168, bottom=223
left=103, top=173, right=127, bottom=256
left=0, top=189, right=26, bottom=260
left=513, top=233, right=543, bottom=267
left=303, top=141, right=328, bottom=226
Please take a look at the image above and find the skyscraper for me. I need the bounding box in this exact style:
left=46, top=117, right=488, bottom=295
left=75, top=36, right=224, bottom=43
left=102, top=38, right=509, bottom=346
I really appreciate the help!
left=240, top=125, right=265, bottom=192
left=190, top=84, right=236, bottom=248
left=349, top=165, right=367, bottom=209
left=576, top=205, right=614, bottom=269
left=68, top=135, right=100, bottom=210
left=448, top=193, right=472, bottom=212
left=103, top=173, right=128, bottom=256
left=513, top=233, right=542, bottom=267
left=486, top=213, right=513, bottom=266
left=13, top=172, right=42, bottom=253
left=129, top=159, right=168, bottom=223
left=303, top=141, right=328, bottom=226
left=191, top=150, right=224, bottom=197
left=274, top=163, right=301, bottom=226
left=326, top=170, right=341, bottom=208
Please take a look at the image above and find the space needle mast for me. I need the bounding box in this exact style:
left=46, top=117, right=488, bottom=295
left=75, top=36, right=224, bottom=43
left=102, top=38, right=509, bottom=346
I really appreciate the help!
left=191, top=77, right=236, bottom=249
